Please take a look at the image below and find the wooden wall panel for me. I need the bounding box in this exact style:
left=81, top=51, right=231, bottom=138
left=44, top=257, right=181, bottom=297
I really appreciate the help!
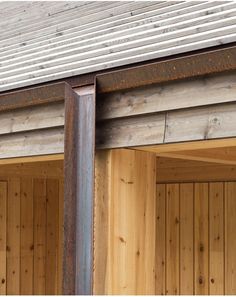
left=209, top=183, right=224, bottom=295
left=0, top=161, right=64, bottom=295
left=156, top=181, right=236, bottom=295
left=155, top=184, right=166, bottom=295
left=33, top=179, right=46, bottom=295
left=166, top=184, right=179, bottom=295
left=7, top=178, right=21, bottom=295
left=0, top=182, right=7, bottom=295
left=225, top=182, right=236, bottom=295
left=46, top=179, right=59, bottom=295
left=94, top=149, right=156, bottom=295
left=194, top=183, right=209, bottom=295
left=20, top=178, right=34, bottom=295
left=179, top=183, right=194, bottom=295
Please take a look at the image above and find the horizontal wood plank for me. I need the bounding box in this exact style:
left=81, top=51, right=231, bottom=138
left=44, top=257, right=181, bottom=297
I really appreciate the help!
left=0, top=128, right=64, bottom=159
left=96, top=113, right=165, bottom=148
left=97, top=72, right=236, bottom=120
left=97, top=102, right=236, bottom=149
left=0, top=102, right=64, bottom=136
left=156, top=157, right=236, bottom=183
left=165, top=102, right=236, bottom=143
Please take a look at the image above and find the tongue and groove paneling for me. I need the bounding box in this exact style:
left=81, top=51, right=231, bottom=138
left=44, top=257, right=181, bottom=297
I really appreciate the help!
left=0, top=161, right=64, bottom=295
left=156, top=181, right=236, bottom=295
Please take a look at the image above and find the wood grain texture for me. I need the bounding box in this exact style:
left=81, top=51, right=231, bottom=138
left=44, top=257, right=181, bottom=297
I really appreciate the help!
left=33, top=179, right=46, bottom=295
left=0, top=127, right=64, bottom=159
left=156, top=157, right=236, bottom=183
left=209, top=182, right=224, bottom=295
left=180, top=183, right=194, bottom=295
left=93, top=150, right=111, bottom=295
left=7, top=178, right=21, bottom=295
left=156, top=146, right=236, bottom=166
left=97, top=72, right=236, bottom=120
left=165, top=103, right=236, bottom=143
left=166, top=184, right=179, bottom=295
left=46, top=179, right=59, bottom=294
left=0, top=101, right=64, bottom=136
left=0, top=182, right=7, bottom=295
left=154, top=181, right=235, bottom=295
left=98, top=149, right=156, bottom=295
left=155, top=184, right=166, bottom=295
left=96, top=102, right=236, bottom=149
left=0, top=161, right=63, bottom=295
left=225, top=182, right=236, bottom=294
left=96, top=113, right=165, bottom=148
left=20, top=178, right=34, bottom=295
left=58, top=178, right=64, bottom=294
left=194, top=183, right=209, bottom=295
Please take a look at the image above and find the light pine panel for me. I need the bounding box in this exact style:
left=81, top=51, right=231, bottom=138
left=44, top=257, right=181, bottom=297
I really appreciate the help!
left=155, top=184, right=166, bottom=295
left=166, top=184, right=179, bottom=295
left=94, top=149, right=157, bottom=295
left=209, top=182, right=224, bottom=295
left=180, top=183, right=194, bottom=295
left=0, top=174, right=63, bottom=295
left=225, top=182, right=236, bottom=294
left=0, top=182, right=7, bottom=295
left=156, top=181, right=236, bottom=295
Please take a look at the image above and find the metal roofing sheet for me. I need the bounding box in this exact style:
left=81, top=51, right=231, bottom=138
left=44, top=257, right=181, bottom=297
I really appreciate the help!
left=0, top=1, right=235, bottom=92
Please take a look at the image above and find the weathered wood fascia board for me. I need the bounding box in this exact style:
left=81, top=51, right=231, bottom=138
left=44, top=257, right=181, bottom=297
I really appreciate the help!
left=97, top=72, right=236, bottom=121
left=96, top=102, right=236, bottom=149
left=0, top=81, right=72, bottom=111
left=96, top=45, right=236, bottom=94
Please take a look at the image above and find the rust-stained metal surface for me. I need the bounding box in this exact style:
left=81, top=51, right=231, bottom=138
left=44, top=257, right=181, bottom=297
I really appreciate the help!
left=0, top=82, right=68, bottom=111
left=63, top=87, right=78, bottom=295
left=96, top=46, right=236, bottom=93
left=63, top=86, right=95, bottom=295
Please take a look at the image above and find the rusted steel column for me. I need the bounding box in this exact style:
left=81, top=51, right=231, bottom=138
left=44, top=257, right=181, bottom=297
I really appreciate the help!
left=64, top=87, right=95, bottom=295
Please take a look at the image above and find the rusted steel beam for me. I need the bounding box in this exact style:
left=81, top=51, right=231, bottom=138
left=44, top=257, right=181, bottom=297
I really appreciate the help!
left=63, top=88, right=77, bottom=295
left=0, top=82, right=69, bottom=111
left=64, top=87, right=95, bottom=295
left=96, top=46, right=236, bottom=94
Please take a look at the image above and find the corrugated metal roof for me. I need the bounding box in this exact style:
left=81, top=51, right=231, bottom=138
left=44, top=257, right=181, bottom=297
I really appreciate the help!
left=0, top=1, right=236, bottom=92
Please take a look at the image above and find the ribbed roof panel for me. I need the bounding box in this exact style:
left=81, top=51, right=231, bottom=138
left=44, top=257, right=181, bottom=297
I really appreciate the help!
left=0, top=1, right=235, bottom=91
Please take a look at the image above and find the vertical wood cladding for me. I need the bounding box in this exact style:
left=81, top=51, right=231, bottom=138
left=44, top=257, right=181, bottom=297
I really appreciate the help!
left=156, top=181, right=236, bottom=295
left=0, top=177, right=63, bottom=295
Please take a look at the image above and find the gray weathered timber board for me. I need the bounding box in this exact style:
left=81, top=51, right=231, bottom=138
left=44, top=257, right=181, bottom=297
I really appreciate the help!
left=165, top=102, right=236, bottom=143
left=1, top=101, right=236, bottom=157
left=0, top=127, right=64, bottom=159
left=96, top=102, right=236, bottom=148
left=96, top=113, right=166, bottom=148
left=97, top=72, right=236, bottom=120
left=0, top=101, right=64, bottom=135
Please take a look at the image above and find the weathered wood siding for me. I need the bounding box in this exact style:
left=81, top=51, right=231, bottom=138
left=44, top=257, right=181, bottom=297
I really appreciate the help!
left=0, top=160, right=64, bottom=295
left=0, top=1, right=236, bottom=91
left=2, top=72, right=236, bottom=158
left=0, top=102, right=64, bottom=159
left=96, top=72, right=236, bottom=148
